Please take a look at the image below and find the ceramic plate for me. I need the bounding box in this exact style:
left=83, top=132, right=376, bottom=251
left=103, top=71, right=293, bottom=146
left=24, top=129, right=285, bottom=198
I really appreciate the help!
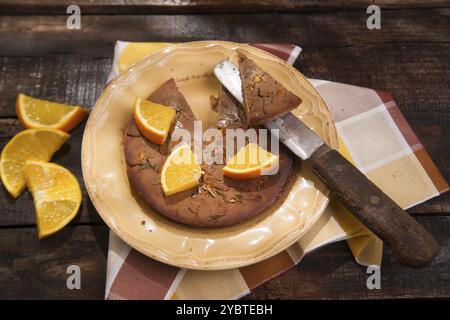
left=82, top=41, right=338, bottom=270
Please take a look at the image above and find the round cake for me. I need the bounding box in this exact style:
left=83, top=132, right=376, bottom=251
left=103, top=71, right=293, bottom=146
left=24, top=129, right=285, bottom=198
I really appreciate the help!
left=123, top=77, right=297, bottom=227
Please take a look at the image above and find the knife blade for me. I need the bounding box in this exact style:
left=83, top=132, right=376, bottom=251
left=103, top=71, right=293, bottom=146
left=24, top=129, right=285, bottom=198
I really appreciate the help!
left=214, top=60, right=324, bottom=161
left=214, top=60, right=439, bottom=267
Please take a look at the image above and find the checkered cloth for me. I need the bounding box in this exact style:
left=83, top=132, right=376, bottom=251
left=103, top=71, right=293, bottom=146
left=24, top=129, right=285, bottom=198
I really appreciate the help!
left=103, top=42, right=448, bottom=300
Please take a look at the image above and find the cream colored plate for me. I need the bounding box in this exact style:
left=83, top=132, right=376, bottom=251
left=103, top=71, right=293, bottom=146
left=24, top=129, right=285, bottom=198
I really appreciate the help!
left=82, top=41, right=338, bottom=270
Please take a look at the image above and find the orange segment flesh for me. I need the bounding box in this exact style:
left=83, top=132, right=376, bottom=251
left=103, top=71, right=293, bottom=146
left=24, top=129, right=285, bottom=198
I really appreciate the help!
left=134, top=97, right=176, bottom=145
left=222, top=143, right=279, bottom=180
left=161, top=144, right=201, bottom=196
left=0, top=129, right=69, bottom=197
left=16, top=93, right=88, bottom=132
left=22, top=160, right=81, bottom=239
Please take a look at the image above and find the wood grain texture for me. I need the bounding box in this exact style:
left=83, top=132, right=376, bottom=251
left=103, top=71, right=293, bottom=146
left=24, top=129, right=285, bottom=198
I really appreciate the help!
left=1, top=9, right=450, bottom=57
left=0, top=56, right=111, bottom=118
left=1, top=0, right=449, bottom=15
left=0, top=217, right=447, bottom=299
left=298, top=45, right=450, bottom=114
left=408, top=195, right=450, bottom=215
left=0, top=5, right=449, bottom=299
left=0, top=114, right=446, bottom=228
left=0, top=44, right=449, bottom=117
left=0, top=45, right=448, bottom=223
left=0, top=119, right=104, bottom=226
left=245, top=216, right=450, bottom=299
left=0, top=225, right=108, bottom=300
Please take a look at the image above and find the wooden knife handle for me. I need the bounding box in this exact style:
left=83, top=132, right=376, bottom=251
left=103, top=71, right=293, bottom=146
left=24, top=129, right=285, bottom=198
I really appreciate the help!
left=309, top=144, right=439, bottom=267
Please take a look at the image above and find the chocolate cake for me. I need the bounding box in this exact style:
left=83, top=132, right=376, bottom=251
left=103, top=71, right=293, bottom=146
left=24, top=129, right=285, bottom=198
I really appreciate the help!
left=123, top=78, right=295, bottom=227
left=238, top=52, right=302, bottom=126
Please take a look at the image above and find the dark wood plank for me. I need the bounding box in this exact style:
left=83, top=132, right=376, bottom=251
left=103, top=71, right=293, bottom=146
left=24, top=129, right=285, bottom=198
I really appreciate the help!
left=0, top=4, right=447, bottom=301
left=0, top=56, right=109, bottom=226
left=1, top=10, right=450, bottom=57
left=298, top=44, right=450, bottom=114
left=296, top=44, right=450, bottom=203
left=0, top=217, right=447, bottom=299
left=0, top=56, right=111, bottom=118
left=0, top=225, right=108, bottom=299
left=0, top=110, right=447, bottom=227
left=1, top=0, right=449, bottom=15
left=3, top=44, right=445, bottom=117
left=245, top=216, right=450, bottom=299
left=0, top=119, right=104, bottom=226
left=409, top=195, right=450, bottom=215
left=0, top=44, right=449, bottom=117
left=0, top=45, right=448, bottom=224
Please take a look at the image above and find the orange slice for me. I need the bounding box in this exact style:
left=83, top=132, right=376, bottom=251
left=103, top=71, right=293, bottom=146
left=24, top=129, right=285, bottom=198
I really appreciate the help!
left=22, top=160, right=81, bottom=239
left=134, top=97, right=176, bottom=145
left=16, top=93, right=88, bottom=132
left=161, top=144, right=201, bottom=196
left=0, top=129, right=70, bottom=198
left=222, top=143, right=279, bottom=180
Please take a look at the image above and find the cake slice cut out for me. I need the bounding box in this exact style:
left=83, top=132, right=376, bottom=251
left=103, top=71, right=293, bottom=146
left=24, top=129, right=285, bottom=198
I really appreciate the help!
left=238, top=52, right=302, bottom=126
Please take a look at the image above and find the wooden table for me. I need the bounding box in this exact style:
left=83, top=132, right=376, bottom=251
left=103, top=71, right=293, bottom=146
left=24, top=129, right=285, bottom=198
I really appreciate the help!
left=0, top=1, right=449, bottom=299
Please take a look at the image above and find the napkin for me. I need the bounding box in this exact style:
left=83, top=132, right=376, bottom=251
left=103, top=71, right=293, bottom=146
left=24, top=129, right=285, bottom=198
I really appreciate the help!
left=103, top=42, right=448, bottom=300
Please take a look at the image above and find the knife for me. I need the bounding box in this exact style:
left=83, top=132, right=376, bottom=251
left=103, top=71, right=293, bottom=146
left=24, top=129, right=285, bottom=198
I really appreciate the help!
left=215, top=60, right=439, bottom=267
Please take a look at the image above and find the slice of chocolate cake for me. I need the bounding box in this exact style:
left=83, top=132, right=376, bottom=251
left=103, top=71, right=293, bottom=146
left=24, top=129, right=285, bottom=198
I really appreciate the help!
left=238, top=52, right=302, bottom=126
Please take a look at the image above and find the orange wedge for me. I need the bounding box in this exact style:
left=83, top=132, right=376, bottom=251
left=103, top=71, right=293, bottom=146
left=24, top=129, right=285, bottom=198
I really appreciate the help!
left=0, top=129, right=69, bottom=198
left=16, top=93, right=88, bottom=132
left=222, top=143, right=279, bottom=180
left=134, top=97, right=176, bottom=145
left=22, top=160, right=81, bottom=239
left=161, top=144, right=201, bottom=196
